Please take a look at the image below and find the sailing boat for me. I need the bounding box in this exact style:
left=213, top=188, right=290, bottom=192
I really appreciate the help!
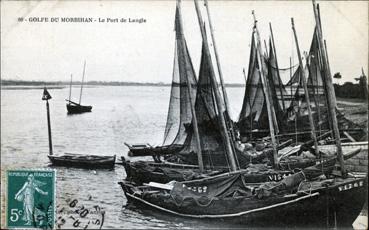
left=119, top=1, right=367, bottom=226
left=66, top=61, right=92, bottom=114
left=238, top=29, right=281, bottom=139
left=122, top=0, right=361, bottom=185
left=124, top=1, right=198, bottom=160
left=284, top=26, right=365, bottom=141
left=123, top=0, right=273, bottom=184
left=239, top=20, right=365, bottom=142
left=123, top=0, right=223, bottom=182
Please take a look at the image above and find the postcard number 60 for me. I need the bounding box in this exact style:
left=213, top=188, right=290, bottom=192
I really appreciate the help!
left=10, top=209, right=23, bottom=222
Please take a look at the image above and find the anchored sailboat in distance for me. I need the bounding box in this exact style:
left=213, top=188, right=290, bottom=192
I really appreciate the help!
left=43, top=88, right=115, bottom=169
left=66, top=61, right=92, bottom=114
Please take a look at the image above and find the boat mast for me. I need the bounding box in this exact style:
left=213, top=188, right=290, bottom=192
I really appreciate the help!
left=79, top=60, right=86, bottom=105
left=177, top=0, right=204, bottom=172
left=243, top=68, right=253, bottom=140
left=269, top=23, right=286, bottom=111
left=69, top=74, right=73, bottom=103
left=194, top=0, right=237, bottom=171
left=291, top=18, right=319, bottom=155
left=312, top=0, right=346, bottom=176
left=252, top=11, right=279, bottom=169
left=204, top=0, right=237, bottom=141
left=264, top=40, right=268, bottom=57
left=203, top=0, right=230, bottom=115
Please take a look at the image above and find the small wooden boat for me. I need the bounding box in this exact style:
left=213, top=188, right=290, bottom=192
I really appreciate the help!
left=48, top=153, right=116, bottom=169
left=66, top=61, right=92, bottom=114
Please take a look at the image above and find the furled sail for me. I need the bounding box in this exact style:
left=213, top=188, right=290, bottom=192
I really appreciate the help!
left=179, top=43, right=229, bottom=167
left=306, top=27, right=330, bottom=131
left=284, top=26, right=361, bottom=139
left=238, top=31, right=270, bottom=133
left=163, top=5, right=197, bottom=146
left=285, top=27, right=330, bottom=132
left=267, top=38, right=288, bottom=113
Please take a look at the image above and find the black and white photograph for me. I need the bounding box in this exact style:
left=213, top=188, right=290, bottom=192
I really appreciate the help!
left=1, top=0, right=368, bottom=229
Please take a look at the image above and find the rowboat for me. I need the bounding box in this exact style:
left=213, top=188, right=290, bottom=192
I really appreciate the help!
left=48, top=153, right=116, bottom=169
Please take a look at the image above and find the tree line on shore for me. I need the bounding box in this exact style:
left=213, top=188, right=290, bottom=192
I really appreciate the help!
left=333, top=72, right=368, bottom=99
left=2, top=76, right=368, bottom=99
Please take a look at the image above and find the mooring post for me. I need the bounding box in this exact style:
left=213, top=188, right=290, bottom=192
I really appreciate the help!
left=42, top=87, right=53, bottom=155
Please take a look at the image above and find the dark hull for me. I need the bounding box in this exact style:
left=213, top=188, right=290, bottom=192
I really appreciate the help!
left=120, top=175, right=367, bottom=227
left=66, top=103, right=92, bottom=114
left=122, top=159, right=230, bottom=184
left=48, top=153, right=116, bottom=169
left=122, top=144, right=363, bottom=185
left=121, top=155, right=339, bottom=185
left=125, top=144, right=184, bottom=157
left=122, top=159, right=299, bottom=185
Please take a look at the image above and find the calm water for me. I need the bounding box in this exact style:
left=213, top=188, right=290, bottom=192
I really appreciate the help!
left=1, top=85, right=248, bottom=229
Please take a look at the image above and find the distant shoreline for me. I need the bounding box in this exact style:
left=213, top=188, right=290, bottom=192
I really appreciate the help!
left=1, top=80, right=245, bottom=88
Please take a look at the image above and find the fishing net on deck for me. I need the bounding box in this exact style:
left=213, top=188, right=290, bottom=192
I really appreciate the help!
left=169, top=171, right=306, bottom=208
left=171, top=174, right=242, bottom=207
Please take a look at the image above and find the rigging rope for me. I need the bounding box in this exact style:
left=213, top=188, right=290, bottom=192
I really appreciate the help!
left=270, top=63, right=299, bottom=71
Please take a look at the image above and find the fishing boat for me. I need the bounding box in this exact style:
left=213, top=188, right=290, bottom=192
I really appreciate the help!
left=119, top=170, right=367, bottom=227
left=237, top=6, right=365, bottom=143
left=123, top=0, right=266, bottom=181
left=42, top=88, right=115, bottom=169
left=122, top=146, right=361, bottom=185
left=66, top=61, right=92, bottom=114
left=120, top=0, right=367, bottom=227
left=125, top=0, right=275, bottom=168
left=122, top=0, right=364, bottom=186
left=125, top=3, right=198, bottom=159
left=48, top=153, right=116, bottom=169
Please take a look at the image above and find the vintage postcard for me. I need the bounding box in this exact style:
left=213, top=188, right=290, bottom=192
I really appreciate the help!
left=1, top=0, right=368, bottom=229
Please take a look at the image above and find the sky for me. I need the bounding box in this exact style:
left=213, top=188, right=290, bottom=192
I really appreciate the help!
left=1, top=0, right=368, bottom=84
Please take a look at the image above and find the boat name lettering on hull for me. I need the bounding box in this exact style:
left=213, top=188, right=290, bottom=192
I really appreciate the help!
left=338, top=180, right=364, bottom=192
left=268, top=173, right=293, bottom=181
left=183, top=184, right=207, bottom=193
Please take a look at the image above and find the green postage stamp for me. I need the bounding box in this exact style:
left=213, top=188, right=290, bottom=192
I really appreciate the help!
left=7, top=169, right=55, bottom=229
